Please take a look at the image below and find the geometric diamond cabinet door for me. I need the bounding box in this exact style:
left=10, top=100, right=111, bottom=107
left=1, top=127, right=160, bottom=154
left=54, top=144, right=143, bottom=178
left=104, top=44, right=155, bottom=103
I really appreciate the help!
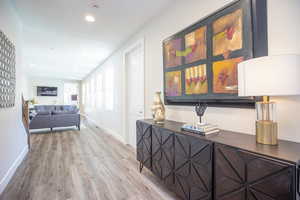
left=136, top=121, right=152, bottom=170
left=214, top=143, right=296, bottom=200
left=151, top=125, right=174, bottom=188
left=174, top=133, right=213, bottom=200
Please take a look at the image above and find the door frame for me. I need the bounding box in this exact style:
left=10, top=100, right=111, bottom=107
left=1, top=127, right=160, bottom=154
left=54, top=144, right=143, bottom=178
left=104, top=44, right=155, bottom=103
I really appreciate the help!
left=122, top=38, right=145, bottom=146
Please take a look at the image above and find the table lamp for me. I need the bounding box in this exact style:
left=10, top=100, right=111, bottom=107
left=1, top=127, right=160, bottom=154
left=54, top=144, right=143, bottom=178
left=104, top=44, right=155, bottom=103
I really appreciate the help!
left=238, top=55, right=300, bottom=145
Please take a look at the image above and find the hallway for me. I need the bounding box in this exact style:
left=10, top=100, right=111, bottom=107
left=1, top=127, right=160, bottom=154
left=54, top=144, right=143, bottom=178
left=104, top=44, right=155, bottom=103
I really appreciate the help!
left=0, top=123, right=178, bottom=200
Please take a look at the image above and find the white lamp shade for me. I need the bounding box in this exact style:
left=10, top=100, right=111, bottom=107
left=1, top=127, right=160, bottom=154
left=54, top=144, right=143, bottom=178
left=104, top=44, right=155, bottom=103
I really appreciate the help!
left=238, top=54, right=300, bottom=97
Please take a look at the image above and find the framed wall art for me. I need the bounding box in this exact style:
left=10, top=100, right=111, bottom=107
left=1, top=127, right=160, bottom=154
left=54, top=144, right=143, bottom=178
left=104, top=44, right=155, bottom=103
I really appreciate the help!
left=0, top=30, right=16, bottom=108
left=163, top=0, right=268, bottom=108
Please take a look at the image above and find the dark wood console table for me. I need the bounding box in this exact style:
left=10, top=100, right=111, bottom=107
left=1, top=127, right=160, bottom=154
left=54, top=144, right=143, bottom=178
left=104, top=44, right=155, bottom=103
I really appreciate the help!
left=136, top=119, right=300, bottom=200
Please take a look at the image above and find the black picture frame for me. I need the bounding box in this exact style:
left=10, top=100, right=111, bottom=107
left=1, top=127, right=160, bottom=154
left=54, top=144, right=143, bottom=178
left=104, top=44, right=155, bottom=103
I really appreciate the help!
left=37, top=86, right=58, bottom=97
left=163, top=0, right=267, bottom=108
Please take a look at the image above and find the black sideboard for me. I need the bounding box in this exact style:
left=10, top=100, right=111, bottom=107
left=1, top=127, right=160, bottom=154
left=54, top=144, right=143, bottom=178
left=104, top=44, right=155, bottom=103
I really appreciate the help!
left=136, top=119, right=300, bottom=200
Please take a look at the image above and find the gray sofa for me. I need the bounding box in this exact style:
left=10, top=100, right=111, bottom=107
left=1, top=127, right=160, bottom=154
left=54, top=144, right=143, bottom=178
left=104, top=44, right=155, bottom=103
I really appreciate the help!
left=29, top=105, right=80, bottom=131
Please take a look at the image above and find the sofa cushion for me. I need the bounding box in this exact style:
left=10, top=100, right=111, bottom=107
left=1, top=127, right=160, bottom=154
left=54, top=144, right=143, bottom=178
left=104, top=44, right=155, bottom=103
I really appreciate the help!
left=62, top=105, right=77, bottom=111
left=52, top=110, right=78, bottom=115
left=34, top=105, right=79, bottom=115
left=54, top=106, right=63, bottom=111
left=36, top=111, right=51, bottom=115
left=35, top=105, right=55, bottom=112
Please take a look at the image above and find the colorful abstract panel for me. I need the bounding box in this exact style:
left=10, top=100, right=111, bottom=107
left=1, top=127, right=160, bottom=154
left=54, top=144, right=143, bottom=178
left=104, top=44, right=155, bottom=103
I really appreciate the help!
left=185, top=65, right=208, bottom=95
left=213, top=57, right=243, bottom=94
left=213, top=9, right=243, bottom=58
left=164, top=38, right=182, bottom=68
left=185, top=26, right=207, bottom=64
left=165, top=71, right=182, bottom=96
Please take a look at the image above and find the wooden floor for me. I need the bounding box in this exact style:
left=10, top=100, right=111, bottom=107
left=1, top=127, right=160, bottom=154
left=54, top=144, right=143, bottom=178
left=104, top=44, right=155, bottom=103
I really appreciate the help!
left=0, top=122, right=179, bottom=200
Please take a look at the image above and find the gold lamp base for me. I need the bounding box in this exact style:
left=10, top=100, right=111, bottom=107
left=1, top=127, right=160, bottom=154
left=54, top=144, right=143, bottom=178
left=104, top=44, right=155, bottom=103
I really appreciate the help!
left=256, top=120, right=278, bottom=145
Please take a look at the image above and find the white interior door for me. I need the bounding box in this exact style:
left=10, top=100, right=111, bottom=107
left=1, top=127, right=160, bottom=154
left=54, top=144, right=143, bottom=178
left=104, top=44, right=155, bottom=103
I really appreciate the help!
left=125, top=41, right=144, bottom=147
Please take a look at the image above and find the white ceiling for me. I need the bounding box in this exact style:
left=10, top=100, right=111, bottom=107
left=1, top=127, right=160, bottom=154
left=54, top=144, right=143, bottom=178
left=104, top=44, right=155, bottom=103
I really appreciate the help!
left=12, top=0, right=173, bottom=80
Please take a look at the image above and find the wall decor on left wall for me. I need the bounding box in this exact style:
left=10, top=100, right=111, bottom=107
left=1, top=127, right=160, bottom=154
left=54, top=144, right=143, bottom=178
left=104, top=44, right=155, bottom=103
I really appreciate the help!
left=0, top=30, right=16, bottom=108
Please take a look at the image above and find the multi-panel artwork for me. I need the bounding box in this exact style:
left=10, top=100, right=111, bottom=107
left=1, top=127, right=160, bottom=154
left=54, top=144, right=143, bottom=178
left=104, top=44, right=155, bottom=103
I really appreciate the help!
left=163, top=0, right=268, bottom=107
left=0, top=30, right=16, bottom=108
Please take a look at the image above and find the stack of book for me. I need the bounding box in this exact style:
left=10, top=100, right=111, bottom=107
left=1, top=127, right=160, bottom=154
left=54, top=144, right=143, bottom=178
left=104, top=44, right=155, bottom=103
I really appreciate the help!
left=181, top=123, right=220, bottom=136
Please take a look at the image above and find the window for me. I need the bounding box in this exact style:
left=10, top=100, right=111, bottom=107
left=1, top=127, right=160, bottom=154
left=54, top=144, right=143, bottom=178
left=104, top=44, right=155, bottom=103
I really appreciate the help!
left=96, top=73, right=103, bottom=109
left=86, top=80, right=91, bottom=106
left=90, top=77, right=96, bottom=108
left=104, top=67, right=114, bottom=110
left=83, top=66, right=114, bottom=111
left=82, top=83, right=86, bottom=105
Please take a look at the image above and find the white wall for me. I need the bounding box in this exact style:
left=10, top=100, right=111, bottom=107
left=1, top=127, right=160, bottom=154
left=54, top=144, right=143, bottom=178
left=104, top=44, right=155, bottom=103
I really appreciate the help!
left=26, top=76, right=79, bottom=105
left=83, top=0, right=300, bottom=143
left=0, top=0, right=28, bottom=194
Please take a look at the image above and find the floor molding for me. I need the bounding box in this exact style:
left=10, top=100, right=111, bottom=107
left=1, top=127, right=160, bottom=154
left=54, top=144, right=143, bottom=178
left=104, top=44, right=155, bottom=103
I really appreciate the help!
left=85, top=117, right=126, bottom=144
left=0, top=145, right=28, bottom=195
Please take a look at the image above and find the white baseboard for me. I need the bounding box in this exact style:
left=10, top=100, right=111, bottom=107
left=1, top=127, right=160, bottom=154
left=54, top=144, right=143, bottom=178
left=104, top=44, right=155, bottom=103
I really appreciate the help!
left=100, top=125, right=126, bottom=144
left=0, top=146, right=28, bottom=195
left=85, top=117, right=126, bottom=144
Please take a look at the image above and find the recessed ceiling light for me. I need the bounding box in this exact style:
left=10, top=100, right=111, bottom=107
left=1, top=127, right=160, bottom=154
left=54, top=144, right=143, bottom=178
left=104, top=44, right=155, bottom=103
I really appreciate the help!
left=85, top=15, right=95, bottom=22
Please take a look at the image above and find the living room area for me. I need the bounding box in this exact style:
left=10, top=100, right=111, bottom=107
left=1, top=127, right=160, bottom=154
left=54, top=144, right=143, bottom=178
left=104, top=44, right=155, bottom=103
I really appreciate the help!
left=1, top=0, right=300, bottom=199
left=24, top=77, right=81, bottom=132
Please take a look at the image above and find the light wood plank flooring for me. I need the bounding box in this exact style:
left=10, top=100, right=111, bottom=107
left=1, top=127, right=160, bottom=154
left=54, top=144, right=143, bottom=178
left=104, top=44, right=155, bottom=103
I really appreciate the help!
left=0, top=122, right=179, bottom=200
